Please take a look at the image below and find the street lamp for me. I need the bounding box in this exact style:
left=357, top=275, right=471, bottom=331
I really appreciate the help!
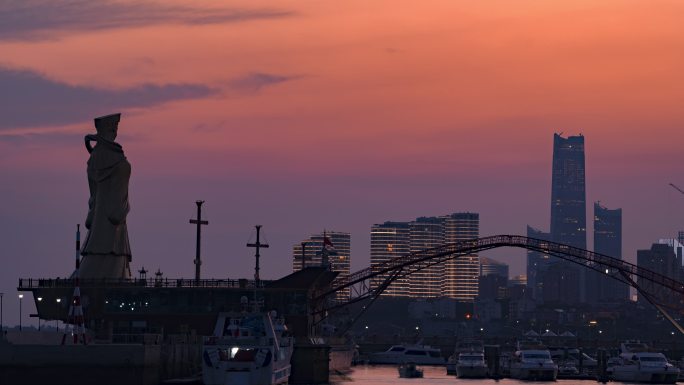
left=0, top=292, right=4, bottom=333
left=56, top=298, right=62, bottom=332
left=18, top=294, right=23, bottom=331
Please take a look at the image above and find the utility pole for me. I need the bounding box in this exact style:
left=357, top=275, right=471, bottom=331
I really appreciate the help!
left=247, top=225, right=269, bottom=285
left=189, top=201, right=208, bottom=284
left=0, top=292, right=3, bottom=333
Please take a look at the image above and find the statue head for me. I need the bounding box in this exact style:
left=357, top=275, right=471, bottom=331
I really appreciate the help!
left=94, top=113, right=121, bottom=141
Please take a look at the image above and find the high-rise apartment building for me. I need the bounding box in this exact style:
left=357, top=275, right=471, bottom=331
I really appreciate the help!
left=370, top=222, right=410, bottom=297
left=293, top=231, right=351, bottom=301
left=442, top=213, right=480, bottom=301
left=526, top=226, right=552, bottom=302
left=369, top=212, right=480, bottom=300
left=408, top=217, right=445, bottom=298
left=550, top=133, right=586, bottom=303
left=592, top=202, right=628, bottom=302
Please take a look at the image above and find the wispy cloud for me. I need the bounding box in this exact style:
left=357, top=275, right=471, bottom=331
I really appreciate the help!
left=0, top=0, right=294, bottom=41
left=228, top=72, right=299, bottom=92
left=0, top=66, right=218, bottom=130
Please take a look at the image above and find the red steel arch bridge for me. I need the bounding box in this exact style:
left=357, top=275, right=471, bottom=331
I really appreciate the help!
left=314, top=235, right=684, bottom=334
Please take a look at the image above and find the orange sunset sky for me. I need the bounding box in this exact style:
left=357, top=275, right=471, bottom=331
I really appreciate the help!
left=0, top=0, right=683, bottom=323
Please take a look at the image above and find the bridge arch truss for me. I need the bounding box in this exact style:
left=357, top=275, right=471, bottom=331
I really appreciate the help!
left=316, top=235, right=684, bottom=333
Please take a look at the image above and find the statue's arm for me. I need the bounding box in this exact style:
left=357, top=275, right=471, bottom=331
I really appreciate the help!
left=84, top=134, right=97, bottom=153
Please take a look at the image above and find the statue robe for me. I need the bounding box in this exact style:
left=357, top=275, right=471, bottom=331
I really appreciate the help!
left=79, top=137, right=132, bottom=279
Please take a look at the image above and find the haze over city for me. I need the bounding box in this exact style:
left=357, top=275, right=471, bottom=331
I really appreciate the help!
left=1, top=0, right=683, bottom=324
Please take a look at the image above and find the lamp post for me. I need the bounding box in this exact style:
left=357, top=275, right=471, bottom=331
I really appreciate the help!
left=0, top=292, right=4, bottom=333
left=56, top=298, right=61, bottom=332
left=18, top=294, right=23, bottom=331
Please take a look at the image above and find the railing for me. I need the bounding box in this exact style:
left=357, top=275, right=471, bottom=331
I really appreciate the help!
left=323, top=234, right=684, bottom=302
left=18, top=277, right=272, bottom=290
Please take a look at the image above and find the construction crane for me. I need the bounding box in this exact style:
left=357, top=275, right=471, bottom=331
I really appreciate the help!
left=670, top=183, right=684, bottom=195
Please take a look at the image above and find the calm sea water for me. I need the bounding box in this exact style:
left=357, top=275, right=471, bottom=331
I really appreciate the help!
left=334, top=365, right=596, bottom=385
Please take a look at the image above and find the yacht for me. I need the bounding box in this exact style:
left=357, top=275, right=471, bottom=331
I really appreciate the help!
left=456, top=351, right=489, bottom=378
left=446, top=339, right=488, bottom=378
left=609, top=341, right=679, bottom=384
left=369, top=344, right=445, bottom=365
left=202, top=310, right=293, bottom=385
left=509, top=341, right=558, bottom=381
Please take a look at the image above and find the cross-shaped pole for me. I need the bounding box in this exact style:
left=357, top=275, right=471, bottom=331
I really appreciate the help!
left=247, top=225, right=269, bottom=285
left=189, top=200, right=208, bottom=284
left=301, top=242, right=308, bottom=269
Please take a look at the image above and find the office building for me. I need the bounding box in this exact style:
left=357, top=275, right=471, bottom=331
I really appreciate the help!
left=592, top=202, right=628, bottom=302
left=637, top=242, right=682, bottom=305
left=526, top=226, right=552, bottom=302
left=550, top=133, right=586, bottom=303
left=480, top=257, right=509, bottom=278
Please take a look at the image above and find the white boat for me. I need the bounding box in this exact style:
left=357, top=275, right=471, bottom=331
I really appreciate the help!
left=369, top=344, right=445, bottom=365
left=609, top=341, right=679, bottom=384
left=509, top=341, right=558, bottom=381
left=202, top=310, right=293, bottom=385
left=456, top=352, right=489, bottom=378
left=447, top=339, right=484, bottom=375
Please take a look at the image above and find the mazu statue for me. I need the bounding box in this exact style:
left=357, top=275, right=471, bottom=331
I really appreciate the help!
left=79, top=113, right=132, bottom=280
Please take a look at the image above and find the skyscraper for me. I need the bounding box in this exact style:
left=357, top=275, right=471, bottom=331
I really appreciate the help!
left=526, top=225, right=552, bottom=302
left=592, top=202, right=628, bottom=302
left=550, top=133, right=586, bottom=303
left=370, top=222, right=410, bottom=297
left=442, top=213, right=480, bottom=301
left=408, top=217, right=445, bottom=298
left=293, top=231, right=351, bottom=301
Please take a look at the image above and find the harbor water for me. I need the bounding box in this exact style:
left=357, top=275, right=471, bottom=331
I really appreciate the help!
left=334, top=365, right=597, bottom=385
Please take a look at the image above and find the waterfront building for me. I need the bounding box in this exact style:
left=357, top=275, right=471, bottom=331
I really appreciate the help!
left=370, top=222, right=410, bottom=297
left=293, top=231, right=351, bottom=301
left=478, top=274, right=507, bottom=301
left=442, top=212, right=480, bottom=301
left=526, top=226, right=553, bottom=303
left=509, top=274, right=527, bottom=287
left=408, top=217, right=445, bottom=298
left=637, top=242, right=681, bottom=305
left=480, top=257, right=508, bottom=278
left=371, top=212, right=480, bottom=300
left=592, top=202, right=628, bottom=303
left=550, top=133, right=586, bottom=304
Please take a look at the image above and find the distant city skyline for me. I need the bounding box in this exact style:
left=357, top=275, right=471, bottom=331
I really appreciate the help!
left=1, top=0, right=683, bottom=325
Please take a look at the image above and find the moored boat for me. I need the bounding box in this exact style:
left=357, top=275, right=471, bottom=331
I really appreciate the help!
left=609, top=341, right=679, bottom=384
left=202, top=309, right=293, bottom=385
left=509, top=341, right=558, bottom=381
left=369, top=343, right=444, bottom=365
left=456, top=352, right=489, bottom=378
